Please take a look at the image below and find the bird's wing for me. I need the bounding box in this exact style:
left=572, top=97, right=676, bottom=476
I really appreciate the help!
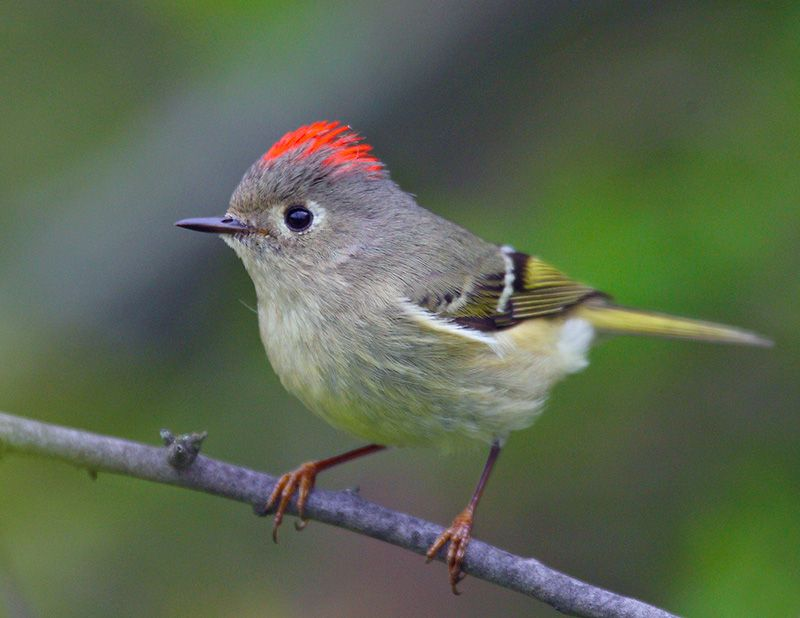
left=409, top=248, right=606, bottom=332
left=407, top=248, right=770, bottom=346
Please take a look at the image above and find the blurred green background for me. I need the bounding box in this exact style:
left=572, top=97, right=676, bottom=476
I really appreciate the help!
left=1, top=2, right=798, bottom=616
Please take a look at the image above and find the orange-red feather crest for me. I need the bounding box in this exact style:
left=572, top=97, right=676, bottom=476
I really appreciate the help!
left=261, top=121, right=382, bottom=174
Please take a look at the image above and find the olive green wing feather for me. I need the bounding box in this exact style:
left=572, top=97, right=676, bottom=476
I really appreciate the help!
left=410, top=249, right=604, bottom=331
left=505, top=252, right=604, bottom=320
left=410, top=248, right=769, bottom=345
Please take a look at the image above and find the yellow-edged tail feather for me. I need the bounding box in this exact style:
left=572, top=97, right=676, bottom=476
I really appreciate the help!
left=575, top=303, right=772, bottom=347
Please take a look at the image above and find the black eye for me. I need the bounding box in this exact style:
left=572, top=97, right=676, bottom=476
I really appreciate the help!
left=284, top=206, right=313, bottom=232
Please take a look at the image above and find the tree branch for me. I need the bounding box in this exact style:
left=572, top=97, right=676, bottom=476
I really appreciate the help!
left=0, top=411, right=677, bottom=618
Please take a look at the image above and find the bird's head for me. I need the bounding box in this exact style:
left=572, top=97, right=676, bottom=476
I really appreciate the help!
left=177, top=121, right=413, bottom=290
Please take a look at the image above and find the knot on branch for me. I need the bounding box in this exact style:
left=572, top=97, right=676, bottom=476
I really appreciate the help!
left=160, top=429, right=207, bottom=469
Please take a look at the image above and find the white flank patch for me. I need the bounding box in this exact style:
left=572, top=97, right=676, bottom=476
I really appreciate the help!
left=398, top=298, right=503, bottom=354
left=497, top=245, right=516, bottom=313
left=557, top=318, right=595, bottom=373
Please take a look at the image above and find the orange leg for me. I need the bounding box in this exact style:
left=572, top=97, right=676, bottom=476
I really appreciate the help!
left=426, top=440, right=501, bottom=594
left=265, top=444, right=385, bottom=542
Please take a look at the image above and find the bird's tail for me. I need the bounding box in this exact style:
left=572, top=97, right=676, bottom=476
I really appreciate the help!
left=574, top=303, right=772, bottom=347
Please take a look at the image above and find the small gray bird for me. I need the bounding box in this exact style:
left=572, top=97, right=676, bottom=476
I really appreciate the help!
left=176, top=121, right=769, bottom=592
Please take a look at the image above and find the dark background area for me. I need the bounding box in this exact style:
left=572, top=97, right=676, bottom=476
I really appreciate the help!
left=1, top=2, right=798, bottom=616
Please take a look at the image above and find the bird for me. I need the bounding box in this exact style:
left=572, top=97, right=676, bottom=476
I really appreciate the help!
left=176, top=120, right=770, bottom=593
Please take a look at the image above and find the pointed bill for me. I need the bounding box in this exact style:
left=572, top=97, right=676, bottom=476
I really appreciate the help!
left=175, top=216, right=252, bottom=235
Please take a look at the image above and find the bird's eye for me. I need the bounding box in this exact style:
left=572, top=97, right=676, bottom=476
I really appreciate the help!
left=284, top=206, right=313, bottom=232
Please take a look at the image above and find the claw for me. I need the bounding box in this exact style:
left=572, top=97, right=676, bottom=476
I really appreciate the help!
left=426, top=507, right=474, bottom=594
left=264, top=462, right=318, bottom=542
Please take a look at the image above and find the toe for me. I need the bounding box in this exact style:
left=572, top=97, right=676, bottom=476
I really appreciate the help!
left=426, top=509, right=474, bottom=594
left=264, top=464, right=320, bottom=542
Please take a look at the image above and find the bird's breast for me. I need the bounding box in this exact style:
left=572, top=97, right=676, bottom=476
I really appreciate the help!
left=256, top=300, right=331, bottom=399
left=252, top=282, right=596, bottom=448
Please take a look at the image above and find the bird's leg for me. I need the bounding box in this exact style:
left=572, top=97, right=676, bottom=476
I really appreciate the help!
left=265, top=443, right=385, bottom=541
left=426, top=440, right=501, bottom=594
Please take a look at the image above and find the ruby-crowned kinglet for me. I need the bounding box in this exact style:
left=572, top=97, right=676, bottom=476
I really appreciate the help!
left=177, top=121, right=770, bottom=592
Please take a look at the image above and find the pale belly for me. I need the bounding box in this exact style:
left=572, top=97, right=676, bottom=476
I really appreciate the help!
left=258, top=301, right=594, bottom=450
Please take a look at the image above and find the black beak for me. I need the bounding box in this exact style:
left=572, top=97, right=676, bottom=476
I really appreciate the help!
left=175, top=216, right=252, bottom=235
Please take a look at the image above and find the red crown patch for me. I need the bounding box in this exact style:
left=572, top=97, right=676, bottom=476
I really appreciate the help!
left=261, top=121, right=382, bottom=174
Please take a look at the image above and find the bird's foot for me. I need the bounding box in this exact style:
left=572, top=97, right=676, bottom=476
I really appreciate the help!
left=426, top=507, right=474, bottom=594
left=264, top=462, right=318, bottom=542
